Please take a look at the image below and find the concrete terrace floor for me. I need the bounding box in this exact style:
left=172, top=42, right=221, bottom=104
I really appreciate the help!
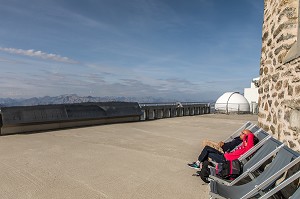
left=0, top=114, right=258, bottom=199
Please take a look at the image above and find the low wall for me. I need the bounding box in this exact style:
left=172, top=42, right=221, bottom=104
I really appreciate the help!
left=139, top=103, right=210, bottom=120
left=0, top=102, right=142, bottom=135
left=0, top=102, right=210, bottom=135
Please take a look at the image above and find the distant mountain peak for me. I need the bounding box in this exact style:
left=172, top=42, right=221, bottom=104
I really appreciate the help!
left=0, top=94, right=178, bottom=107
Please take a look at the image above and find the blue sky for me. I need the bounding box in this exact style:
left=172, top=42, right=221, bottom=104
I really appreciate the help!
left=0, top=0, right=264, bottom=101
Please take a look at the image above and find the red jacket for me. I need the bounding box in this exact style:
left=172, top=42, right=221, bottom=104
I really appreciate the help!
left=224, top=133, right=254, bottom=161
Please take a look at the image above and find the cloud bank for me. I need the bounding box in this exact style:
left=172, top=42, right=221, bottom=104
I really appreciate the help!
left=0, top=47, right=77, bottom=64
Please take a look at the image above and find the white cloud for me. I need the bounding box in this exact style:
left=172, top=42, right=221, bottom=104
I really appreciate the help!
left=0, top=47, right=78, bottom=64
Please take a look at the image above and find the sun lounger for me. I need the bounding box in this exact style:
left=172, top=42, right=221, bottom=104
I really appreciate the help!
left=208, top=128, right=271, bottom=168
left=207, top=128, right=272, bottom=181
left=209, top=137, right=284, bottom=186
left=224, top=125, right=268, bottom=154
left=224, top=121, right=259, bottom=143
left=290, top=187, right=300, bottom=199
left=209, top=146, right=300, bottom=199
left=237, top=129, right=271, bottom=163
left=258, top=170, right=300, bottom=199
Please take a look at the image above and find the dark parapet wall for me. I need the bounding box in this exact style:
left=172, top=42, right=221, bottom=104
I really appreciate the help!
left=0, top=102, right=142, bottom=135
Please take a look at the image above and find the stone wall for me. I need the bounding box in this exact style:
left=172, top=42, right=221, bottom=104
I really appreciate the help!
left=258, top=0, right=300, bottom=152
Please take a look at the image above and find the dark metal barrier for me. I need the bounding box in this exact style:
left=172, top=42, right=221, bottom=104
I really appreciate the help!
left=0, top=102, right=210, bottom=135
left=0, top=102, right=142, bottom=135
left=139, top=102, right=210, bottom=120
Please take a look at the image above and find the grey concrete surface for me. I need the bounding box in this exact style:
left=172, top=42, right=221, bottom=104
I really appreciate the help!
left=0, top=114, right=257, bottom=199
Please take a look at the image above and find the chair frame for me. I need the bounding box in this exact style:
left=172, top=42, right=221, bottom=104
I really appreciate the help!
left=241, top=156, right=300, bottom=199
left=209, top=142, right=284, bottom=186
left=223, top=121, right=255, bottom=143
left=238, top=129, right=271, bottom=163
left=258, top=170, right=300, bottom=199
left=209, top=147, right=300, bottom=199
left=208, top=130, right=273, bottom=185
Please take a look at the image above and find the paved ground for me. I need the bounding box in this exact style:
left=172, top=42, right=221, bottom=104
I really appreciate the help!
left=0, top=114, right=257, bottom=199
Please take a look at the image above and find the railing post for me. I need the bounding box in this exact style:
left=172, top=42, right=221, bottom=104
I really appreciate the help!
left=189, top=107, right=194, bottom=116
left=148, top=109, right=155, bottom=120
left=170, top=108, right=176, bottom=117
left=194, top=107, right=199, bottom=115
left=163, top=108, right=170, bottom=118
left=140, top=110, right=146, bottom=120
left=177, top=107, right=183, bottom=116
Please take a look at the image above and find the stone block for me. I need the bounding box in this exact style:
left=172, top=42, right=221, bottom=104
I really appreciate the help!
left=272, top=92, right=278, bottom=97
left=278, top=108, right=283, bottom=118
left=271, top=58, right=277, bottom=65
left=273, top=23, right=285, bottom=39
left=267, top=113, right=272, bottom=121
left=272, top=73, right=280, bottom=82
left=283, top=79, right=289, bottom=87
left=275, top=80, right=283, bottom=90
left=268, top=100, right=273, bottom=106
left=264, top=66, right=269, bottom=75
left=263, top=124, right=270, bottom=132
left=288, top=140, right=297, bottom=148
left=278, top=91, right=285, bottom=99
left=262, top=76, right=269, bottom=84
left=288, top=85, right=293, bottom=95
left=258, top=112, right=266, bottom=119
left=284, top=131, right=291, bottom=136
left=264, top=103, right=269, bottom=111
left=260, top=67, right=264, bottom=75
left=273, top=113, right=278, bottom=124
left=295, top=85, right=300, bottom=95
left=264, top=84, right=270, bottom=92
left=271, top=126, right=277, bottom=136
left=284, top=109, right=291, bottom=122
left=267, top=38, right=272, bottom=46
left=290, top=109, right=300, bottom=129
left=292, top=76, right=300, bottom=82
left=262, top=31, right=269, bottom=41
left=279, top=52, right=288, bottom=63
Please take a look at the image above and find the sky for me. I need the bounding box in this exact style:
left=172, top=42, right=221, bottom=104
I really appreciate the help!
left=0, top=0, right=264, bottom=102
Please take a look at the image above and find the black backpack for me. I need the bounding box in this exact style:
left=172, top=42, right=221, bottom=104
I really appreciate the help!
left=198, top=160, right=212, bottom=183
left=254, top=135, right=259, bottom=145
left=217, top=159, right=243, bottom=180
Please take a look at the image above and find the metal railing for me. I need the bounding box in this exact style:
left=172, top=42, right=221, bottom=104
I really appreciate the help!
left=212, top=102, right=257, bottom=115
left=139, top=102, right=210, bottom=120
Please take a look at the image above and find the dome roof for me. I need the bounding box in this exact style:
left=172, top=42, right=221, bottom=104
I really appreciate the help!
left=215, top=92, right=250, bottom=113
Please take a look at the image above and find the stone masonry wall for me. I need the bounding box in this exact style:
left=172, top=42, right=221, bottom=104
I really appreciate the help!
left=258, top=0, right=300, bottom=152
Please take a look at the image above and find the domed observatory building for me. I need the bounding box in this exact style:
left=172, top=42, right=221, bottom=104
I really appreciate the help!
left=215, top=92, right=250, bottom=114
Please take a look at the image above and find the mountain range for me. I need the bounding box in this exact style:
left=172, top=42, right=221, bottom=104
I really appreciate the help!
left=0, top=94, right=179, bottom=107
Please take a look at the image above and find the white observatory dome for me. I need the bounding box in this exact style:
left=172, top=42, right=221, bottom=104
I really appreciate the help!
left=215, top=92, right=250, bottom=113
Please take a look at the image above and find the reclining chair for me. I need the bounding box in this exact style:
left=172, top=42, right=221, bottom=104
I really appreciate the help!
left=259, top=170, right=300, bottom=199
left=209, top=137, right=284, bottom=186
left=237, top=128, right=271, bottom=163
left=223, top=121, right=259, bottom=143
left=209, top=146, right=300, bottom=199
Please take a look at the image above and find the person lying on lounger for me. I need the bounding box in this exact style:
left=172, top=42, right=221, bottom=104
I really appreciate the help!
left=201, top=135, right=243, bottom=153
left=188, top=130, right=255, bottom=169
